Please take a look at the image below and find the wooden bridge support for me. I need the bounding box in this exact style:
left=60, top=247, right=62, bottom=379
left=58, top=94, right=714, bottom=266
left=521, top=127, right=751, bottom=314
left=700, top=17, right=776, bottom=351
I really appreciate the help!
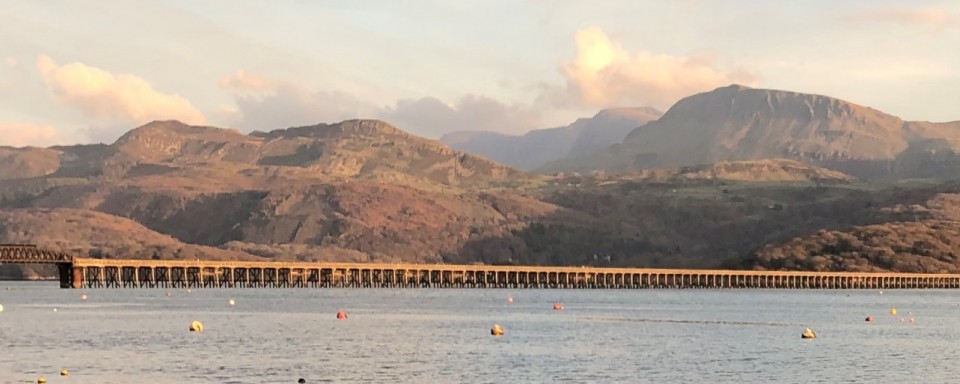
left=53, top=258, right=960, bottom=290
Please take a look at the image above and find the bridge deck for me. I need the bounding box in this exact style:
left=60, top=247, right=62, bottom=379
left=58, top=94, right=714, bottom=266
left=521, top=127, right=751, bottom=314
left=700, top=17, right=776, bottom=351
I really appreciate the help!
left=3, top=245, right=960, bottom=289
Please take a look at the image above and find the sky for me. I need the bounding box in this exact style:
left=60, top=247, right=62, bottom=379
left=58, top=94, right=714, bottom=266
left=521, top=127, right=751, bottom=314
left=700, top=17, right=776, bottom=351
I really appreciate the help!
left=1, top=0, right=959, bottom=146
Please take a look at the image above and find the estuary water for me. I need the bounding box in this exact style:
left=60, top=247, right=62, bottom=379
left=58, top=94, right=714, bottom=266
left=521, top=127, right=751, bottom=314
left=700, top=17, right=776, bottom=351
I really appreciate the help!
left=1, top=282, right=959, bottom=383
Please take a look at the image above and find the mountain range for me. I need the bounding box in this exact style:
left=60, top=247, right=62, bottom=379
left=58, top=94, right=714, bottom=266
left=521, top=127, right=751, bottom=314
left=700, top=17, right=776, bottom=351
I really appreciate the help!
left=3, top=84, right=960, bottom=279
left=538, top=85, right=960, bottom=180
left=440, top=107, right=661, bottom=170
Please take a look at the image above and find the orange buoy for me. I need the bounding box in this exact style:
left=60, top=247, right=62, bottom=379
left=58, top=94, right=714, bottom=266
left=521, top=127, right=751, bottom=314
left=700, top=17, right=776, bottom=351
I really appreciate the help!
left=165, top=291, right=172, bottom=297
left=80, top=294, right=88, bottom=301
left=507, top=296, right=514, bottom=303
left=553, top=303, right=564, bottom=311
left=336, top=311, right=348, bottom=320
left=865, top=316, right=873, bottom=322
left=899, top=317, right=905, bottom=323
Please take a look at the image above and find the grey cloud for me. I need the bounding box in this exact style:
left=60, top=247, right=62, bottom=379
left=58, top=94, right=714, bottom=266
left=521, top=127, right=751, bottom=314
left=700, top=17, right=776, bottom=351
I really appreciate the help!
left=378, top=95, right=541, bottom=138
left=224, top=82, right=542, bottom=138
left=227, top=83, right=381, bottom=131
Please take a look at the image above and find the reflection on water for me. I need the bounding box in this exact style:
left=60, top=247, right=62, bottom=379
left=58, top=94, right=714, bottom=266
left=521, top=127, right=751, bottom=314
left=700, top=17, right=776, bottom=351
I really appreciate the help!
left=1, top=282, right=959, bottom=383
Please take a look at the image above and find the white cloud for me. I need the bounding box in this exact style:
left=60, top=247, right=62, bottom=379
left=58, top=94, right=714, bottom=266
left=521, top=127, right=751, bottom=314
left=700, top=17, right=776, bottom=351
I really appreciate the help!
left=0, top=122, right=62, bottom=147
left=36, top=55, right=205, bottom=126
left=541, top=27, right=758, bottom=110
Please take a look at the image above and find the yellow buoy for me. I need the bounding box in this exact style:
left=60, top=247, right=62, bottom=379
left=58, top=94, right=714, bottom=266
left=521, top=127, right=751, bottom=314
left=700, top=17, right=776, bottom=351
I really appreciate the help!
left=37, top=376, right=46, bottom=384
left=890, top=308, right=897, bottom=315
left=189, top=320, right=203, bottom=332
left=60, top=369, right=69, bottom=376
left=801, top=328, right=816, bottom=339
left=491, top=324, right=504, bottom=336
left=0, top=303, right=4, bottom=312
left=228, top=299, right=235, bottom=306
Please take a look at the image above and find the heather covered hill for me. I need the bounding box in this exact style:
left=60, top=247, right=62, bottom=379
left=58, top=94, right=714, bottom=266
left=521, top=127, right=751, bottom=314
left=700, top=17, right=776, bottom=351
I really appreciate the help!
left=441, top=107, right=660, bottom=170
left=541, top=85, right=960, bottom=180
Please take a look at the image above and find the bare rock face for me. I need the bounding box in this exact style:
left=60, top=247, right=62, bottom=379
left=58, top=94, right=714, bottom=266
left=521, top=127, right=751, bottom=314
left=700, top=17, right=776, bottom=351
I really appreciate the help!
left=441, top=107, right=661, bottom=170
left=541, top=85, right=960, bottom=179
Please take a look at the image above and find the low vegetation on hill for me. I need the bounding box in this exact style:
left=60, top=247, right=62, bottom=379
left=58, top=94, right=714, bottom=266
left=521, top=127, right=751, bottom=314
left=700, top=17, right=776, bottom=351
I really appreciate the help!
left=744, top=220, right=960, bottom=273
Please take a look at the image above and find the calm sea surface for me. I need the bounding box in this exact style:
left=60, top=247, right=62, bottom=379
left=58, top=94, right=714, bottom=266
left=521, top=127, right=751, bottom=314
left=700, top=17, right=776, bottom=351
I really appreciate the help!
left=1, top=282, right=959, bottom=383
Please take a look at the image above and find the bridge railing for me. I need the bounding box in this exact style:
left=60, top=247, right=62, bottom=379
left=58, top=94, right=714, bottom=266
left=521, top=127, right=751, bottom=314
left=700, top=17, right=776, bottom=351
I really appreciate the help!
left=0, top=245, right=73, bottom=264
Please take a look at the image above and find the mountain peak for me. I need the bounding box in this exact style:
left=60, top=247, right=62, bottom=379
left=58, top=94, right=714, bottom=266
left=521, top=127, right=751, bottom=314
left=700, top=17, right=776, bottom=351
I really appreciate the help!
left=541, top=85, right=955, bottom=177
left=594, top=107, right=662, bottom=121
left=723, top=83, right=752, bottom=91
left=252, top=119, right=404, bottom=140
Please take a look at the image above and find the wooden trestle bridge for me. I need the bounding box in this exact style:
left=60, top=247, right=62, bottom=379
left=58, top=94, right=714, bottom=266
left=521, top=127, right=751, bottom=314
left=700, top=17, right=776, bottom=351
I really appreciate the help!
left=3, top=244, right=960, bottom=289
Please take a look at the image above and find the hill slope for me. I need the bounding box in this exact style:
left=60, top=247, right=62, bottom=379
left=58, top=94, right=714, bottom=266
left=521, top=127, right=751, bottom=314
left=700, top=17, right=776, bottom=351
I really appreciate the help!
left=441, top=107, right=660, bottom=170
left=0, top=119, right=538, bottom=192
